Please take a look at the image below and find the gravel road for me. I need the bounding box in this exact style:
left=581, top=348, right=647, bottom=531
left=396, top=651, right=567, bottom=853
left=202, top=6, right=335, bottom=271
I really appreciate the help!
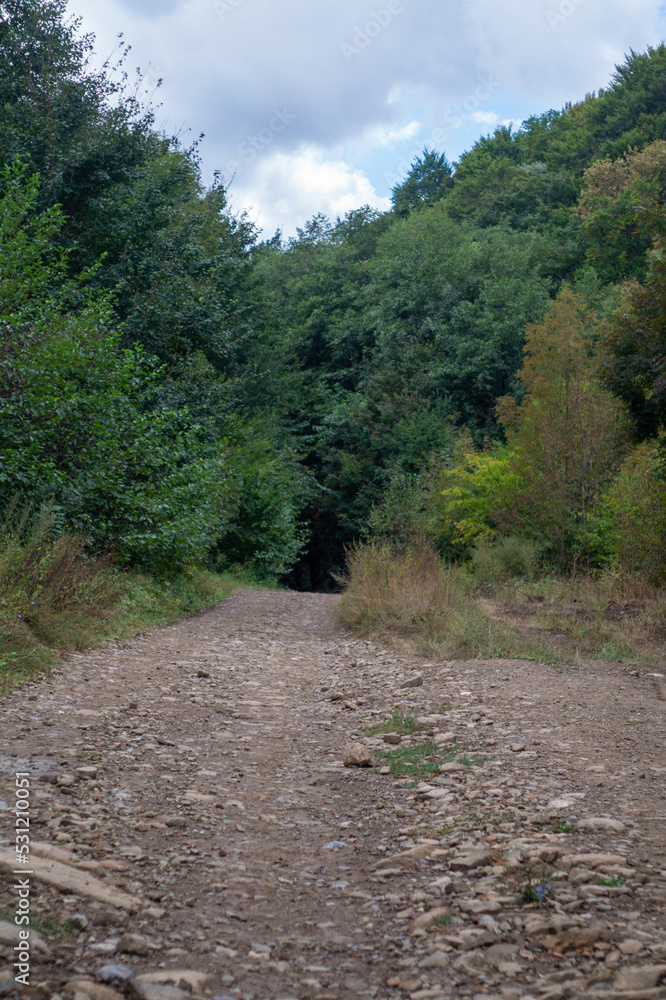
left=1, top=589, right=665, bottom=1000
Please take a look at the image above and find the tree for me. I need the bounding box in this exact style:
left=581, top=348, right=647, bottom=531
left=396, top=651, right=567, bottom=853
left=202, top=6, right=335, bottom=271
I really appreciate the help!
left=496, top=289, right=626, bottom=566
left=0, top=162, right=229, bottom=573
left=600, top=210, right=666, bottom=444
left=0, top=0, right=154, bottom=215
left=391, top=148, right=453, bottom=217
left=576, top=140, right=666, bottom=282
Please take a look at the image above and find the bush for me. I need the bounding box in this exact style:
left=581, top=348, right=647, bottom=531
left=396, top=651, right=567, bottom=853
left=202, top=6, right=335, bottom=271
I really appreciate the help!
left=589, top=442, right=666, bottom=585
left=210, top=423, right=311, bottom=578
left=434, top=448, right=522, bottom=559
left=0, top=163, right=230, bottom=574
left=365, top=469, right=436, bottom=546
left=471, top=535, right=540, bottom=588
left=340, top=539, right=461, bottom=641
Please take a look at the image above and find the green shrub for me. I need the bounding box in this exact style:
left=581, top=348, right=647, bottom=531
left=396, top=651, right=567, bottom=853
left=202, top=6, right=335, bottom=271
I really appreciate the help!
left=471, top=535, right=540, bottom=587
left=589, top=441, right=666, bottom=585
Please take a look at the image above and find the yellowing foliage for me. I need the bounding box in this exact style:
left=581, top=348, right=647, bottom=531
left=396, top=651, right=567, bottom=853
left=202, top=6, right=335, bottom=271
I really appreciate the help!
left=437, top=450, right=523, bottom=557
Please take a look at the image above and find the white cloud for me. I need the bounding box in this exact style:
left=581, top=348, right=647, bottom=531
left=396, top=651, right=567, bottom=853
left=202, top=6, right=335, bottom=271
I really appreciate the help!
left=66, top=0, right=666, bottom=231
left=228, top=145, right=392, bottom=237
left=470, top=110, right=499, bottom=126
left=362, top=120, right=422, bottom=148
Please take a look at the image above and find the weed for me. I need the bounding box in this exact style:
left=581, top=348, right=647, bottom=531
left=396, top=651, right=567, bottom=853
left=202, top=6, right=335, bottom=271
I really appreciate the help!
left=518, top=862, right=555, bottom=907
left=520, top=882, right=554, bottom=907
left=553, top=821, right=573, bottom=833
left=365, top=711, right=419, bottom=736
left=456, top=752, right=489, bottom=767
left=375, top=740, right=457, bottom=784
left=431, top=914, right=453, bottom=926
left=595, top=875, right=625, bottom=886
left=488, top=811, right=517, bottom=826
left=0, top=909, right=74, bottom=940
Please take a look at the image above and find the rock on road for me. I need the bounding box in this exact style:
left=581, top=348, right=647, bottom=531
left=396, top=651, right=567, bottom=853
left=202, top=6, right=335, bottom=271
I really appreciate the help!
left=1, top=589, right=665, bottom=1000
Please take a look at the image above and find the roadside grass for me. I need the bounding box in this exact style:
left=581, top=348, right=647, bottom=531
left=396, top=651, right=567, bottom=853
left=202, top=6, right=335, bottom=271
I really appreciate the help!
left=0, top=512, right=268, bottom=694
left=596, top=874, right=625, bottom=886
left=341, top=540, right=664, bottom=665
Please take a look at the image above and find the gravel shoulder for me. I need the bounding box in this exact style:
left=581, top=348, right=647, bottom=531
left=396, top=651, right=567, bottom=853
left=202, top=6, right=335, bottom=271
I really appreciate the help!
left=1, top=589, right=665, bottom=1000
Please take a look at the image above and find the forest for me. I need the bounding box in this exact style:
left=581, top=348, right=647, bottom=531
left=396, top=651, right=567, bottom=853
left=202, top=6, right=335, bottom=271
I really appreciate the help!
left=3, top=0, right=666, bottom=678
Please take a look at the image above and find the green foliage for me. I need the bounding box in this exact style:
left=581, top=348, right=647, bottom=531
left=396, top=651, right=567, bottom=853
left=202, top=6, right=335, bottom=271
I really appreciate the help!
left=471, top=535, right=540, bottom=588
left=391, top=147, right=453, bottom=217
left=600, top=211, right=666, bottom=443
left=496, top=290, right=627, bottom=568
left=589, top=442, right=666, bottom=584
left=211, top=421, right=311, bottom=578
left=436, top=449, right=522, bottom=559
left=5, top=5, right=666, bottom=599
left=374, top=740, right=457, bottom=783
left=0, top=0, right=155, bottom=217
left=365, top=711, right=419, bottom=736
left=0, top=162, right=228, bottom=574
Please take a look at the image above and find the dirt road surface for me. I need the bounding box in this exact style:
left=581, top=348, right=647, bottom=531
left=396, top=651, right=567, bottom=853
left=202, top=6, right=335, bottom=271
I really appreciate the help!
left=1, top=589, right=665, bottom=1000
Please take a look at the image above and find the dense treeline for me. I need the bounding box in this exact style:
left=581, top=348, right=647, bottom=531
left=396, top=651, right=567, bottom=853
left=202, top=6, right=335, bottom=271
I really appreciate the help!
left=2, top=0, right=666, bottom=594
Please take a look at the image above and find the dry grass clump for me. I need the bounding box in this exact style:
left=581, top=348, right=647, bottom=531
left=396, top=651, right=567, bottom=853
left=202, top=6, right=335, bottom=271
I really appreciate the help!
left=340, top=540, right=551, bottom=661
left=490, top=573, right=665, bottom=663
left=339, top=539, right=666, bottom=664
left=340, top=540, right=459, bottom=642
left=0, top=505, right=260, bottom=693
left=0, top=506, right=123, bottom=689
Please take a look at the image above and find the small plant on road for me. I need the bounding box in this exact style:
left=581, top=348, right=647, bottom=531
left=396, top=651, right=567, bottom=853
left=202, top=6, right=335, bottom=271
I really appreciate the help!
left=375, top=740, right=462, bottom=783
left=365, top=710, right=419, bottom=736
left=518, top=863, right=555, bottom=907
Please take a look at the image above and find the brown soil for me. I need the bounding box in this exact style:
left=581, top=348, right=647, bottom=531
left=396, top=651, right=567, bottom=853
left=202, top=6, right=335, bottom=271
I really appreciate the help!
left=1, top=589, right=665, bottom=1000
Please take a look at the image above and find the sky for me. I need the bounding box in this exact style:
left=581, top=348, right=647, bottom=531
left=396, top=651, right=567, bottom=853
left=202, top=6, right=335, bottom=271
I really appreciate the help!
left=66, top=0, right=666, bottom=238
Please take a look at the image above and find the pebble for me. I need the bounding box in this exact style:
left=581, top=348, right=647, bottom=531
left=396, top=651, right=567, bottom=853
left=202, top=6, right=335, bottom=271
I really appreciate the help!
left=576, top=817, right=625, bottom=833
left=98, top=966, right=134, bottom=985
left=614, top=965, right=666, bottom=991
left=117, top=933, right=150, bottom=956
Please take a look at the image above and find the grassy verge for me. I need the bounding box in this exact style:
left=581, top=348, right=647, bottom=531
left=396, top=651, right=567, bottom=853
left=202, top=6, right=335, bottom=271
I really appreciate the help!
left=340, top=540, right=663, bottom=664
left=0, top=521, right=268, bottom=693
left=340, top=540, right=554, bottom=661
